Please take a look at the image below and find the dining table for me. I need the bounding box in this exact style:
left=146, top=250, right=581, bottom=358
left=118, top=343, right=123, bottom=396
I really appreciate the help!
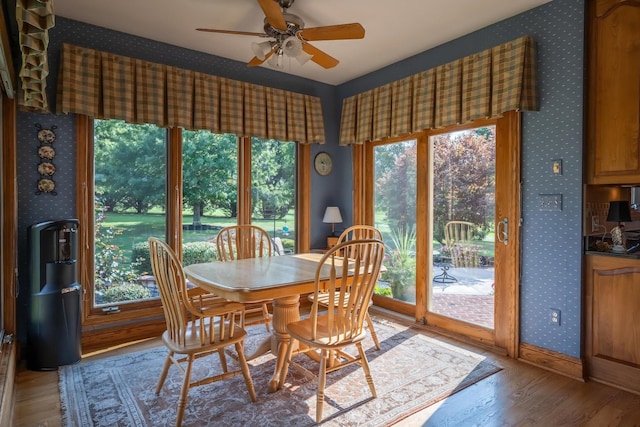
left=183, top=252, right=349, bottom=393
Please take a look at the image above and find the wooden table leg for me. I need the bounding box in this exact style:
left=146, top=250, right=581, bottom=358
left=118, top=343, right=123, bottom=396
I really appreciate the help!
left=267, top=294, right=301, bottom=393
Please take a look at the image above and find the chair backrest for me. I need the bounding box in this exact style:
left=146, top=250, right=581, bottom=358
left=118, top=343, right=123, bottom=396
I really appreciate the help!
left=336, top=225, right=382, bottom=259
left=309, top=239, right=385, bottom=344
left=444, top=221, right=474, bottom=267
left=444, top=221, right=474, bottom=245
left=148, top=237, right=194, bottom=346
left=216, top=225, right=273, bottom=261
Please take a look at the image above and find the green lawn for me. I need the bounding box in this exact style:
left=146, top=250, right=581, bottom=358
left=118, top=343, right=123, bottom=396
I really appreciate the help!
left=100, top=211, right=296, bottom=257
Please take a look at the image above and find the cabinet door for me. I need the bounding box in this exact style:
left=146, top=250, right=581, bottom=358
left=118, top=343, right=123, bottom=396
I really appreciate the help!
left=585, top=256, right=640, bottom=394
left=589, top=0, right=640, bottom=184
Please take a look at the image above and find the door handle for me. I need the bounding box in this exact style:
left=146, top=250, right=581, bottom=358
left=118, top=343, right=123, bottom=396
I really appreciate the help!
left=497, top=217, right=508, bottom=245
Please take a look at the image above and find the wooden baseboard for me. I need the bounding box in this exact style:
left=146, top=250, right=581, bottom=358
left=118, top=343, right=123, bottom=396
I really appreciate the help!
left=0, top=340, right=16, bottom=426
left=518, top=342, right=585, bottom=381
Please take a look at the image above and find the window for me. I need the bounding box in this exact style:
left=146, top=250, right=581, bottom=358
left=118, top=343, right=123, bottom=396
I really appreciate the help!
left=78, top=117, right=309, bottom=335
left=93, top=120, right=166, bottom=308
left=251, top=137, right=296, bottom=253
left=371, top=139, right=417, bottom=303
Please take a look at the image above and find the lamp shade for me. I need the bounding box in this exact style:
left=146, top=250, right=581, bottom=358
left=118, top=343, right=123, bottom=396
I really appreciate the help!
left=322, top=206, right=343, bottom=224
left=251, top=41, right=273, bottom=61
left=295, top=50, right=313, bottom=66
left=606, top=200, right=632, bottom=222
left=282, top=36, right=302, bottom=57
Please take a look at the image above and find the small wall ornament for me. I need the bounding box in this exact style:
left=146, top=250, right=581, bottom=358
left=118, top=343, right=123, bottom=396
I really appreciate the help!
left=35, top=123, right=57, bottom=195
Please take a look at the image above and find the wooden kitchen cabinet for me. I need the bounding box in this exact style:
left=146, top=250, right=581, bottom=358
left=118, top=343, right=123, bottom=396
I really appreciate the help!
left=587, top=0, right=640, bottom=184
left=584, top=254, right=640, bottom=393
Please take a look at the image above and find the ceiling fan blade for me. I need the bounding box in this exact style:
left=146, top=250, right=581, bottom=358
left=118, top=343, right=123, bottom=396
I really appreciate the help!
left=247, top=45, right=277, bottom=67
left=299, top=23, right=365, bottom=41
left=196, top=28, right=265, bottom=37
left=302, top=43, right=339, bottom=69
left=257, top=0, right=287, bottom=31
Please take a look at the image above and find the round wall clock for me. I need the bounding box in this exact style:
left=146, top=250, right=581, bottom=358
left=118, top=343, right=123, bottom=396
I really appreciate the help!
left=314, top=151, right=333, bottom=176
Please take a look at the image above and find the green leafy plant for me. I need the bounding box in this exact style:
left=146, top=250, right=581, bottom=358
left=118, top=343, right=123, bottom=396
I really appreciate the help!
left=101, top=283, right=151, bottom=303
left=381, top=224, right=417, bottom=301
left=94, top=208, right=143, bottom=292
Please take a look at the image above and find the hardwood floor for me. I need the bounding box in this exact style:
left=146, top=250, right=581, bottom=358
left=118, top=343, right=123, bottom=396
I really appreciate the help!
left=14, top=315, right=640, bottom=427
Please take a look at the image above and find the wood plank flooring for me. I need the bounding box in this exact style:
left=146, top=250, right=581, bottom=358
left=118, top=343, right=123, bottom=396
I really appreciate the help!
left=14, top=316, right=640, bottom=427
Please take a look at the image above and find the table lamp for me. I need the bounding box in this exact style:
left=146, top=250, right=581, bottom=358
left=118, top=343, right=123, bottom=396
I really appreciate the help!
left=606, top=200, right=632, bottom=253
left=322, top=206, right=342, bottom=247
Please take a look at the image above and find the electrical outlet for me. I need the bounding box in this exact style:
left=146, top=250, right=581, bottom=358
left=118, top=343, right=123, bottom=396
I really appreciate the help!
left=550, top=308, right=561, bottom=326
left=591, top=216, right=600, bottom=232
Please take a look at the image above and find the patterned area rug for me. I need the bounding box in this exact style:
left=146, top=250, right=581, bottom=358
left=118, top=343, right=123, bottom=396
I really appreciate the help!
left=59, top=317, right=501, bottom=426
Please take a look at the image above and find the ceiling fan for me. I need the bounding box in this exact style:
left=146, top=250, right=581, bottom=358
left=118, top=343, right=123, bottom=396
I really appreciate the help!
left=196, top=0, right=365, bottom=69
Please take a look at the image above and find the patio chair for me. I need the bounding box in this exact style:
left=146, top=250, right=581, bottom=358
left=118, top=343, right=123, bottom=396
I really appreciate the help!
left=308, top=224, right=382, bottom=350
left=278, top=238, right=386, bottom=423
left=148, top=237, right=256, bottom=427
left=444, top=221, right=475, bottom=268
left=216, top=225, right=273, bottom=331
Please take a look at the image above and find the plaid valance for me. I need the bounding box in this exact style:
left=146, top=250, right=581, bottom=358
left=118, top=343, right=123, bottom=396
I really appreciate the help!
left=339, top=36, right=538, bottom=145
left=56, top=43, right=326, bottom=144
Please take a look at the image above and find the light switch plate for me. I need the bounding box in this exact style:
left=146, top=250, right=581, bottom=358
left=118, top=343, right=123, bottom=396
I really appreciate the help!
left=539, top=193, right=562, bottom=211
left=552, top=159, right=562, bottom=175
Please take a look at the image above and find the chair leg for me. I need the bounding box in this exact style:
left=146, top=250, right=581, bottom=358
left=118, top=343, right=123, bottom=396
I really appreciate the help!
left=176, top=354, right=195, bottom=427
left=217, top=348, right=229, bottom=372
left=235, top=342, right=257, bottom=402
left=155, top=351, right=173, bottom=394
left=356, top=343, right=377, bottom=398
left=316, top=349, right=329, bottom=424
left=365, top=312, right=380, bottom=350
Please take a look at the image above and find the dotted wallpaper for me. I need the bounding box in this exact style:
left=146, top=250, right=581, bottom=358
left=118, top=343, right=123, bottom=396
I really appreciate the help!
left=15, top=0, right=586, bottom=357
left=337, top=0, right=586, bottom=358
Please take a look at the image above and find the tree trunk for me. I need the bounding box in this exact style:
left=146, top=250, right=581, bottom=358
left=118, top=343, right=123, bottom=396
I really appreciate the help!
left=192, top=203, right=202, bottom=226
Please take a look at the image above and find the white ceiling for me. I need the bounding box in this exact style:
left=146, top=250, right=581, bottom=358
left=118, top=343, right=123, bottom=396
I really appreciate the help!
left=54, top=0, right=551, bottom=85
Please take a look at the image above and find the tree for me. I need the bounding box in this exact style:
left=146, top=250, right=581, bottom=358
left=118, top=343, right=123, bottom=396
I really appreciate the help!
left=432, top=129, right=495, bottom=243
left=182, top=131, right=238, bottom=224
left=94, top=120, right=166, bottom=213
left=375, top=141, right=417, bottom=230
left=251, top=138, right=295, bottom=219
left=374, top=128, right=495, bottom=244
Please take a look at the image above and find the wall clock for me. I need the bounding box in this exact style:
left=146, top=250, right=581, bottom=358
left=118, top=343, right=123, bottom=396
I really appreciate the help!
left=314, top=151, right=333, bottom=176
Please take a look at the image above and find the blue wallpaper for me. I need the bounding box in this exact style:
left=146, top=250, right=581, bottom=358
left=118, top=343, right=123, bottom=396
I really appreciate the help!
left=15, top=0, right=586, bottom=358
left=337, top=0, right=586, bottom=358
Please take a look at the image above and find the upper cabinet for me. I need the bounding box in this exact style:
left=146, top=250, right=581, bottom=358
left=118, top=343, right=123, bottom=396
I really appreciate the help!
left=587, top=0, right=640, bottom=184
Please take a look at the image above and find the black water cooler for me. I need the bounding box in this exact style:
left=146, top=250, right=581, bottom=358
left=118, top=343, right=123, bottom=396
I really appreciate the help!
left=27, top=219, right=82, bottom=371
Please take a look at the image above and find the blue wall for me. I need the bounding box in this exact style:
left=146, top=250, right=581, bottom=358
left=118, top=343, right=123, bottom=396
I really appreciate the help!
left=15, top=0, right=585, bottom=358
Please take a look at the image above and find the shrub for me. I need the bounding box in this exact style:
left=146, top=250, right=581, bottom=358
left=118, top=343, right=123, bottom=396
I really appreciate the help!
left=132, top=242, right=151, bottom=275
left=131, top=241, right=217, bottom=274
left=101, top=283, right=151, bottom=303
left=182, top=241, right=217, bottom=266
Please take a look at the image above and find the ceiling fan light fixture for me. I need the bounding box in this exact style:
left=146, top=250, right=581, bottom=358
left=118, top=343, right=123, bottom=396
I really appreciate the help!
left=295, top=50, right=313, bottom=66
left=251, top=40, right=273, bottom=60
left=268, top=49, right=285, bottom=69
left=281, top=36, right=302, bottom=57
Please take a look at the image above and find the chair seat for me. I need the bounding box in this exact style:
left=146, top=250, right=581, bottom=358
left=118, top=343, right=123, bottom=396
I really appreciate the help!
left=161, top=319, right=247, bottom=355
left=309, top=291, right=373, bottom=308
left=287, top=316, right=367, bottom=349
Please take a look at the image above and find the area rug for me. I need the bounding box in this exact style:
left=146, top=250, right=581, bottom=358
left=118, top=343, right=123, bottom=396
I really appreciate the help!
left=59, top=317, right=501, bottom=426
